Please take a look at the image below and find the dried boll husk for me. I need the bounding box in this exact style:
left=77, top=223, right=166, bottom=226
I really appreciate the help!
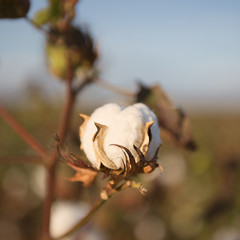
left=79, top=103, right=162, bottom=173
left=46, top=26, right=98, bottom=80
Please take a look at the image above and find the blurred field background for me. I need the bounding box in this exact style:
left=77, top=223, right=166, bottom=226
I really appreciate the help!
left=0, top=95, right=240, bottom=240
left=1, top=1, right=240, bottom=240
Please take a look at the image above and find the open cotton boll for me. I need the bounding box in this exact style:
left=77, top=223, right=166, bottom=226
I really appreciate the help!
left=80, top=103, right=161, bottom=170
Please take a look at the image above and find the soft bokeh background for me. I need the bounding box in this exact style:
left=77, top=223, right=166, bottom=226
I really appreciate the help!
left=1, top=0, right=240, bottom=111
left=0, top=1, right=240, bottom=240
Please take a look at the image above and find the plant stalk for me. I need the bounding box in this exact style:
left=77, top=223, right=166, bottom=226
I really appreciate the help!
left=41, top=51, right=75, bottom=240
left=0, top=103, right=47, bottom=158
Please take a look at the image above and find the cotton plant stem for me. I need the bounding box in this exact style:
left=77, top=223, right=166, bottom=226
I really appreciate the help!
left=54, top=181, right=134, bottom=240
left=54, top=180, right=138, bottom=240
left=41, top=50, right=76, bottom=240
left=41, top=166, right=56, bottom=240
left=0, top=104, right=47, bottom=158
left=96, top=78, right=136, bottom=98
left=25, top=16, right=49, bottom=33
left=41, top=80, right=75, bottom=239
left=54, top=198, right=106, bottom=240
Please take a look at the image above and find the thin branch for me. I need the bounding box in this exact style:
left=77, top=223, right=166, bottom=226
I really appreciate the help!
left=41, top=166, right=56, bottom=240
left=0, top=104, right=47, bottom=158
left=41, top=50, right=76, bottom=240
left=73, top=77, right=92, bottom=94
left=96, top=78, right=136, bottom=98
left=0, top=156, right=43, bottom=165
left=54, top=198, right=106, bottom=240
left=41, top=75, right=91, bottom=239
left=25, top=16, right=49, bottom=33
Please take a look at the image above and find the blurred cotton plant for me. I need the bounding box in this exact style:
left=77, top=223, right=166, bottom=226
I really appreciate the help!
left=59, top=103, right=163, bottom=199
left=136, top=83, right=197, bottom=151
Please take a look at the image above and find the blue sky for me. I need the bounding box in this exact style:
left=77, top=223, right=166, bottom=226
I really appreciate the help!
left=0, top=0, right=240, bottom=110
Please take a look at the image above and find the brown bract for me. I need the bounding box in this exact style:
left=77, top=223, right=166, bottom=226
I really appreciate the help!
left=58, top=147, right=98, bottom=187
left=58, top=141, right=161, bottom=189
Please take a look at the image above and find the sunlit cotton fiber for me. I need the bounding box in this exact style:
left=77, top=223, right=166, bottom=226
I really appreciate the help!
left=80, top=103, right=161, bottom=169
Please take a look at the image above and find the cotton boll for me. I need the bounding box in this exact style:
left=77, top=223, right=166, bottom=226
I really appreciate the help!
left=212, top=227, right=240, bottom=240
left=50, top=201, right=89, bottom=239
left=80, top=103, right=161, bottom=170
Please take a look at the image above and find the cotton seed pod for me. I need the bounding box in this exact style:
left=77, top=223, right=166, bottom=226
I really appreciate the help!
left=79, top=103, right=161, bottom=172
left=46, top=26, right=98, bottom=80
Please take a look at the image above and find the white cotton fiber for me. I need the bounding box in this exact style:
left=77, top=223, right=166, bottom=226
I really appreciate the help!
left=80, top=103, right=161, bottom=170
left=80, top=103, right=123, bottom=168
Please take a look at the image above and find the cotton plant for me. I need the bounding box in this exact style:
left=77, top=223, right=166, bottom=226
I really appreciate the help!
left=59, top=103, right=163, bottom=199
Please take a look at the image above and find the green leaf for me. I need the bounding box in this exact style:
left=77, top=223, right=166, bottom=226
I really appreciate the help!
left=33, top=8, right=50, bottom=26
left=33, top=0, right=63, bottom=26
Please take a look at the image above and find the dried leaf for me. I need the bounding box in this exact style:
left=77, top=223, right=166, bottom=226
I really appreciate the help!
left=58, top=146, right=98, bottom=187
left=59, top=147, right=89, bottom=171
left=65, top=168, right=98, bottom=187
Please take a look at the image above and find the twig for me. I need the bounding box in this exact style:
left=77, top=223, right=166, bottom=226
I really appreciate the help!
left=0, top=104, right=47, bottom=158
left=25, top=16, right=49, bottom=33
left=73, top=77, right=92, bottom=94
left=54, top=198, right=106, bottom=240
left=0, top=155, right=43, bottom=164
left=96, top=78, right=136, bottom=98
left=41, top=50, right=77, bottom=240
left=41, top=83, right=74, bottom=239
